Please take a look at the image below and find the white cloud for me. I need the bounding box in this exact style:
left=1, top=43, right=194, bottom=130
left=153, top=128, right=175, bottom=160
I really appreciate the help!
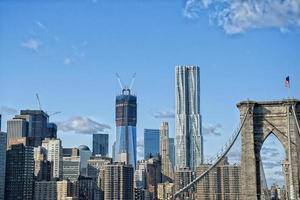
left=0, top=106, right=18, bottom=115
left=153, top=111, right=175, bottom=118
left=35, top=21, right=47, bottom=31
left=57, top=116, right=111, bottom=134
left=21, top=38, right=42, bottom=51
left=184, top=0, right=300, bottom=34
left=137, top=137, right=144, bottom=159
left=203, top=123, right=222, bottom=136
left=64, top=57, right=73, bottom=65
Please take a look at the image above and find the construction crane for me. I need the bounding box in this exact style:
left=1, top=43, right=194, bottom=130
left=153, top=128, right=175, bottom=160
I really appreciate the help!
left=35, top=94, right=61, bottom=117
left=115, top=72, right=136, bottom=91
left=129, top=73, right=136, bottom=90
left=48, top=111, right=62, bottom=117
left=36, top=93, right=42, bottom=110
left=116, top=73, right=124, bottom=90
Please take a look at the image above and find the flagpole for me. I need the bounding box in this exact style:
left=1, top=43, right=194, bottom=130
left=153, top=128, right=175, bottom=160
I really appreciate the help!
left=285, top=76, right=291, bottom=99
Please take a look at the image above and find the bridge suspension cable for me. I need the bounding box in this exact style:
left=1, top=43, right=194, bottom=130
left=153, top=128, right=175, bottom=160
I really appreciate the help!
left=292, top=105, right=300, bottom=137
left=171, top=106, right=251, bottom=200
left=259, top=157, right=270, bottom=200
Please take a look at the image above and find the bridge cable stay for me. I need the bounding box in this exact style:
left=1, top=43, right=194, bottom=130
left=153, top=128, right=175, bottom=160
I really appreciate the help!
left=259, top=157, right=270, bottom=200
left=171, top=106, right=251, bottom=200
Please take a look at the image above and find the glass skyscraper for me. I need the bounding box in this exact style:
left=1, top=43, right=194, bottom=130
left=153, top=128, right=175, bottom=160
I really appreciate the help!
left=144, top=129, right=160, bottom=159
left=175, top=66, right=203, bottom=171
left=92, top=133, right=109, bottom=156
left=114, top=88, right=137, bottom=168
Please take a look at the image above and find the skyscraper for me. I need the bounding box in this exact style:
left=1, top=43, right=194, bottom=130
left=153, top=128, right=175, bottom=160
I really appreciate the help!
left=34, top=181, right=57, bottom=200
left=92, top=133, right=109, bottom=156
left=5, top=144, right=34, bottom=200
left=34, top=146, right=51, bottom=181
left=104, top=162, right=134, bottom=200
left=42, top=138, right=63, bottom=179
left=175, top=66, right=203, bottom=171
left=144, top=129, right=160, bottom=159
left=114, top=88, right=137, bottom=168
left=78, top=145, right=92, bottom=176
left=196, top=157, right=241, bottom=200
left=7, top=110, right=57, bottom=146
left=0, top=132, right=6, bottom=200
left=168, top=138, right=175, bottom=169
left=160, top=122, right=174, bottom=182
left=63, top=156, right=80, bottom=182
left=7, top=117, right=30, bottom=139
left=20, top=110, right=48, bottom=136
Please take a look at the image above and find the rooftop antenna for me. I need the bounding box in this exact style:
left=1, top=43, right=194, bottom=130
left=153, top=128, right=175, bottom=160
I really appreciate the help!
left=36, top=93, right=42, bottom=110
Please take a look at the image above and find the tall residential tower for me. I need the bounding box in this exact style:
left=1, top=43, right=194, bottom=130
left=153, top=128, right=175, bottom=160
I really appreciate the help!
left=160, top=122, right=174, bottom=182
left=114, top=88, right=137, bottom=168
left=175, top=66, right=203, bottom=171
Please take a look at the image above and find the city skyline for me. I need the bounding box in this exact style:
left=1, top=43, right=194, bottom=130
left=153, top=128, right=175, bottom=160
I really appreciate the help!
left=1, top=0, right=300, bottom=190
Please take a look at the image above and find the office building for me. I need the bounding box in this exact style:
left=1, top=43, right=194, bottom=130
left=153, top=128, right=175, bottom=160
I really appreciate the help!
left=57, top=180, right=78, bottom=200
left=34, top=181, right=57, bottom=200
left=175, top=168, right=194, bottom=199
left=87, top=156, right=112, bottom=179
left=92, top=133, right=108, bottom=156
left=87, top=156, right=112, bottom=200
left=7, top=117, right=29, bottom=139
left=63, top=148, right=79, bottom=157
left=175, top=66, right=203, bottom=171
left=0, top=132, right=6, bottom=200
left=157, top=182, right=175, bottom=200
left=78, top=176, right=95, bottom=200
left=104, top=162, right=134, bottom=200
left=20, top=110, right=49, bottom=139
left=47, top=123, right=57, bottom=138
left=196, top=157, right=241, bottom=200
left=7, top=110, right=57, bottom=146
left=169, top=138, right=175, bottom=168
left=34, top=146, right=51, bottom=181
left=7, top=136, right=36, bottom=148
left=5, top=144, right=34, bottom=200
left=114, top=88, right=137, bottom=168
left=135, top=160, right=147, bottom=189
left=160, top=122, right=174, bottom=182
left=63, top=156, right=80, bottom=182
left=78, top=145, right=92, bottom=176
left=144, top=129, right=160, bottom=159
left=42, top=138, right=63, bottom=179
left=145, top=157, right=162, bottom=199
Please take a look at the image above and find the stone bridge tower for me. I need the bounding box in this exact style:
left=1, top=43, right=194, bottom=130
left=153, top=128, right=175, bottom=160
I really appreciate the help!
left=237, top=99, right=300, bottom=200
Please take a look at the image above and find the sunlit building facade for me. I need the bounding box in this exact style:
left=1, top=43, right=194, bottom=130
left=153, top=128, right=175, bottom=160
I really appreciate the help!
left=175, top=66, right=203, bottom=171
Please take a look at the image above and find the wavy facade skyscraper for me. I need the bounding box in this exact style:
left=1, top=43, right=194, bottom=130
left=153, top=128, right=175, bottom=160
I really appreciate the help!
left=114, top=88, right=137, bottom=168
left=175, top=66, right=203, bottom=171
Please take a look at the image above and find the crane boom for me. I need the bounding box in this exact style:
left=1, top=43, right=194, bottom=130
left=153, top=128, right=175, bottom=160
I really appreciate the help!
left=116, top=73, right=124, bottom=90
left=36, top=93, right=42, bottom=110
left=129, top=73, right=136, bottom=90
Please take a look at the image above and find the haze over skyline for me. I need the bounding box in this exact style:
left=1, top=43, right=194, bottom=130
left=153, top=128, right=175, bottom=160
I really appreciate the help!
left=1, top=0, right=300, bottom=187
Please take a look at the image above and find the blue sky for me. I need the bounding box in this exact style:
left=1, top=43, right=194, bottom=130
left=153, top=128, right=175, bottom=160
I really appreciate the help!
left=1, top=0, right=300, bottom=186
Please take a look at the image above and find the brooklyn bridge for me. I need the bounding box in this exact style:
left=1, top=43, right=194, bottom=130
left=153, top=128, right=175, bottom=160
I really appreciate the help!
left=172, top=99, right=300, bottom=200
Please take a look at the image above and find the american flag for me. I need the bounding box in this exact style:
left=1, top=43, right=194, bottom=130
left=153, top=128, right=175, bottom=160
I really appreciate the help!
left=285, top=76, right=290, bottom=88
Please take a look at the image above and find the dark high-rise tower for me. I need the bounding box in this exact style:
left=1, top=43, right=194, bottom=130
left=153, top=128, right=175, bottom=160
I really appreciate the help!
left=92, top=133, right=109, bottom=156
left=5, top=144, right=34, bottom=200
left=114, top=88, right=137, bottom=168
